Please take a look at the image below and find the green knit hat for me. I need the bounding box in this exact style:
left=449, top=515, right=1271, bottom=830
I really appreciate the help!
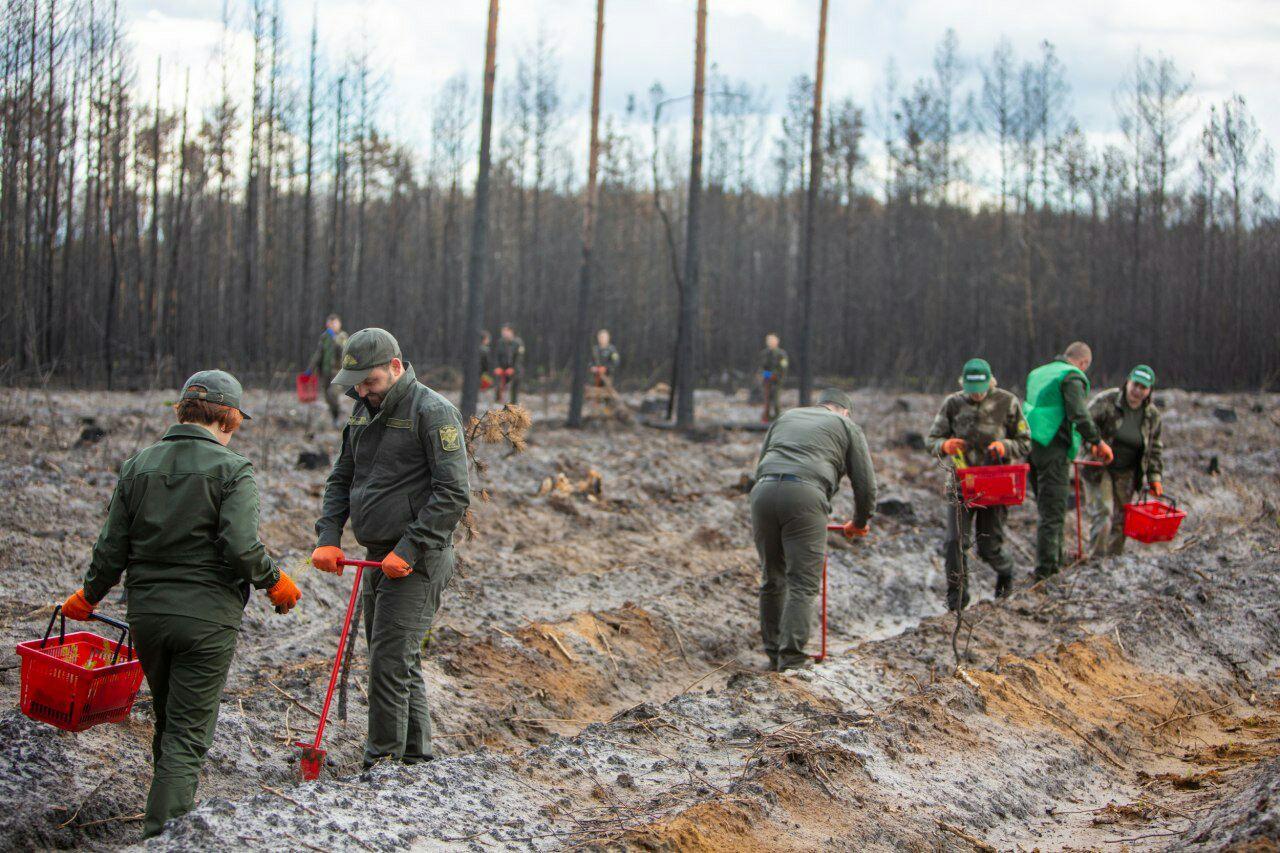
left=1128, top=364, right=1156, bottom=388
left=960, top=358, right=993, bottom=394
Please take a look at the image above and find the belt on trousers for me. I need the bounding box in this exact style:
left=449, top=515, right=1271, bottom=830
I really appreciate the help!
left=757, top=473, right=814, bottom=486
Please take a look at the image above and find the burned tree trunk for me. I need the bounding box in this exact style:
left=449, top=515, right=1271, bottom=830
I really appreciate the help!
left=461, top=0, right=500, bottom=421
left=566, top=0, right=606, bottom=429
left=675, top=0, right=707, bottom=430
left=798, top=0, right=828, bottom=407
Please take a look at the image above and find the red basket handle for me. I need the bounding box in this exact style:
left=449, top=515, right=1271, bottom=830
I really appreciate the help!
left=42, top=605, right=135, bottom=664
left=41, top=606, right=65, bottom=649
left=1139, top=488, right=1178, bottom=511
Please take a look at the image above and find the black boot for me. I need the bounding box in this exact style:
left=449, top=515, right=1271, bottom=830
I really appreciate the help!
left=995, top=572, right=1012, bottom=599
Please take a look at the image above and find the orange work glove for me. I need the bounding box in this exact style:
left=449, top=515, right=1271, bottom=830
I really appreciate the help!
left=267, top=572, right=302, bottom=614
left=310, top=545, right=345, bottom=574
left=1149, top=481, right=1163, bottom=497
left=842, top=521, right=869, bottom=539
left=381, top=552, right=413, bottom=579
left=987, top=440, right=1006, bottom=459
left=941, top=438, right=967, bottom=456
left=62, top=588, right=95, bottom=621
left=1092, top=440, right=1114, bottom=465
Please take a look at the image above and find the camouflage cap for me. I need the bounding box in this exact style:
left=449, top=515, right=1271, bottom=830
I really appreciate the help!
left=961, top=357, right=993, bottom=394
left=332, top=328, right=402, bottom=386
left=180, top=369, right=251, bottom=419
left=1128, top=364, right=1156, bottom=388
left=817, top=388, right=853, bottom=411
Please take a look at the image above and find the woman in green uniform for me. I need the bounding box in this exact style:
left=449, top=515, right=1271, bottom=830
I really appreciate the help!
left=1085, top=364, right=1165, bottom=556
left=60, top=370, right=301, bottom=839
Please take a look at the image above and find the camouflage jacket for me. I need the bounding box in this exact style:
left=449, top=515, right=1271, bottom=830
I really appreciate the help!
left=495, top=337, right=525, bottom=371
left=309, top=330, right=349, bottom=377
left=591, top=344, right=620, bottom=373
left=760, top=347, right=789, bottom=378
left=927, top=388, right=1032, bottom=467
left=1088, top=388, right=1164, bottom=485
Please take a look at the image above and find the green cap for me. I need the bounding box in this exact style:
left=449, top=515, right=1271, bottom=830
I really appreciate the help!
left=1128, top=364, right=1156, bottom=388
left=817, top=388, right=853, bottom=411
left=180, top=369, right=251, bottom=419
left=961, top=358, right=993, bottom=394
left=332, top=328, right=402, bottom=386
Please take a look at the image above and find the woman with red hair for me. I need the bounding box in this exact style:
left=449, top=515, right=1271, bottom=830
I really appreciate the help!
left=60, top=369, right=301, bottom=839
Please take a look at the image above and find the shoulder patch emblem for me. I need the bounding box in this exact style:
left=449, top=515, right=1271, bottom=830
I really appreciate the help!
left=438, top=424, right=462, bottom=452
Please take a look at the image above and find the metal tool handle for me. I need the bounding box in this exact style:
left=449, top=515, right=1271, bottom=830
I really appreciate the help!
left=309, top=564, right=366, bottom=751
left=337, top=558, right=381, bottom=568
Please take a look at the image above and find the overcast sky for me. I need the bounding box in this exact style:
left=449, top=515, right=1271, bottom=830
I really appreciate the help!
left=122, top=0, right=1280, bottom=186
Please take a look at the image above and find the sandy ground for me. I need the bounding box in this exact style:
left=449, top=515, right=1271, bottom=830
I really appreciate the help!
left=0, top=385, right=1277, bottom=851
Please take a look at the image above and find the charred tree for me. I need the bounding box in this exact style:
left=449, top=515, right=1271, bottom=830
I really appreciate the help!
left=461, top=0, right=499, bottom=421
left=566, top=0, right=606, bottom=428
left=675, top=0, right=707, bottom=429
left=798, top=0, right=828, bottom=407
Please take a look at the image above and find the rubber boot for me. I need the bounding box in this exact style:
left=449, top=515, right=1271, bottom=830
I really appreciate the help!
left=995, top=572, right=1012, bottom=599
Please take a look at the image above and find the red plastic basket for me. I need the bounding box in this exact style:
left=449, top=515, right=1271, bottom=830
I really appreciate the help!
left=16, top=609, right=144, bottom=732
left=1123, top=493, right=1187, bottom=543
left=957, top=463, right=1030, bottom=508
left=296, top=372, right=319, bottom=403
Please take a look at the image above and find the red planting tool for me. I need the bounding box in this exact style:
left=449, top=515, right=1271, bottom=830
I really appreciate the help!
left=814, top=522, right=853, bottom=663
left=495, top=368, right=514, bottom=402
left=296, top=557, right=379, bottom=781
left=760, top=373, right=776, bottom=423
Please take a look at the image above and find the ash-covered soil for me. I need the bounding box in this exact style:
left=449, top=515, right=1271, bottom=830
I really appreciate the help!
left=0, top=385, right=1277, bottom=851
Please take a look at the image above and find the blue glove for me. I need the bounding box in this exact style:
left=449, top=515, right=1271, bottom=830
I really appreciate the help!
left=762, top=371, right=773, bottom=381
left=303, top=368, right=314, bottom=377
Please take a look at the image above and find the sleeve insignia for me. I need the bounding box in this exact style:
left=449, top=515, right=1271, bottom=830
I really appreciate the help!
left=438, top=424, right=462, bottom=452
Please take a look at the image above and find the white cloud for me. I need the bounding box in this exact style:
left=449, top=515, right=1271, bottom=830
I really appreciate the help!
left=121, top=0, right=1280, bottom=194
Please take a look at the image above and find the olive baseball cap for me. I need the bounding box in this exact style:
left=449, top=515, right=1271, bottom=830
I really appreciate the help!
left=332, top=328, right=402, bottom=386
left=961, top=358, right=993, bottom=394
left=180, top=369, right=251, bottom=419
left=1128, top=364, right=1156, bottom=388
left=818, top=388, right=853, bottom=411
